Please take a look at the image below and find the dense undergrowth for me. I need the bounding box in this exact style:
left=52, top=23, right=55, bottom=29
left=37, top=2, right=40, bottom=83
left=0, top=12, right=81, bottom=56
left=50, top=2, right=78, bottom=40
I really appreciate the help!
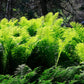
left=0, top=12, right=84, bottom=84
left=1, top=64, right=84, bottom=84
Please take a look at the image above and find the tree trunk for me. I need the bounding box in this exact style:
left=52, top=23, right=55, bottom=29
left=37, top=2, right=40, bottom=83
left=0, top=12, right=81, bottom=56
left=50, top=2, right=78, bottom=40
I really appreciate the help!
left=0, top=1, right=2, bottom=12
left=5, top=0, right=12, bottom=19
left=40, top=0, right=48, bottom=15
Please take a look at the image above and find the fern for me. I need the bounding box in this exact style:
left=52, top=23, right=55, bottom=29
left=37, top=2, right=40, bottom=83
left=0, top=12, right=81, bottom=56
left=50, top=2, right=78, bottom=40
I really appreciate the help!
left=0, top=12, right=84, bottom=74
left=1, top=65, right=84, bottom=84
left=75, top=43, right=84, bottom=62
left=55, top=28, right=78, bottom=67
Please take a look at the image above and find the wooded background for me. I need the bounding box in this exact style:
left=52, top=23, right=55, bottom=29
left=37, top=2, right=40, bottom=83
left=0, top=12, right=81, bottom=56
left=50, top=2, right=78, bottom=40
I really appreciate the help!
left=0, top=0, right=84, bottom=22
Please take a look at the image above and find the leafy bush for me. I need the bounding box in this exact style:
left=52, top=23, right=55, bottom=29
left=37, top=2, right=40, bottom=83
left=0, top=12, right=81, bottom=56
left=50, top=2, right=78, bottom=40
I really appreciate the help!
left=0, top=12, right=84, bottom=74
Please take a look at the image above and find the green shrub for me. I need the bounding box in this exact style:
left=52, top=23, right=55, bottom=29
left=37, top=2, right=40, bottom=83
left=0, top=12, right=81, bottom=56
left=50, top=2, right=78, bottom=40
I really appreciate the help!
left=0, top=12, right=84, bottom=74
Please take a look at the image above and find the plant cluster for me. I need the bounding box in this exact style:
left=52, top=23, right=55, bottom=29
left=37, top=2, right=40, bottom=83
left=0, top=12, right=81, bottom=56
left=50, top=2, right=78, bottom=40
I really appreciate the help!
left=0, top=64, right=84, bottom=84
left=0, top=12, right=84, bottom=83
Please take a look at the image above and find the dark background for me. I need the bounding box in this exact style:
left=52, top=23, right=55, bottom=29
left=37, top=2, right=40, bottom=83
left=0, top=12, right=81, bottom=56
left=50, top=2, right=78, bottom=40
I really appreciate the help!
left=0, top=0, right=84, bottom=22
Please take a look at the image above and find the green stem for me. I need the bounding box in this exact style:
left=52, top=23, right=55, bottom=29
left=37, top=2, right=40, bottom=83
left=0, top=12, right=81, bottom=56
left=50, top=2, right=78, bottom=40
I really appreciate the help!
left=55, top=51, right=61, bottom=68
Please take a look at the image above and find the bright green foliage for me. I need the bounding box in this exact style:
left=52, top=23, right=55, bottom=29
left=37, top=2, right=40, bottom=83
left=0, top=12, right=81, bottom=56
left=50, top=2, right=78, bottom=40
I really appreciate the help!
left=70, top=22, right=84, bottom=42
left=55, top=28, right=78, bottom=66
left=75, top=43, right=84, bottom=62
left=0, top=12, right=84, bottom=74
